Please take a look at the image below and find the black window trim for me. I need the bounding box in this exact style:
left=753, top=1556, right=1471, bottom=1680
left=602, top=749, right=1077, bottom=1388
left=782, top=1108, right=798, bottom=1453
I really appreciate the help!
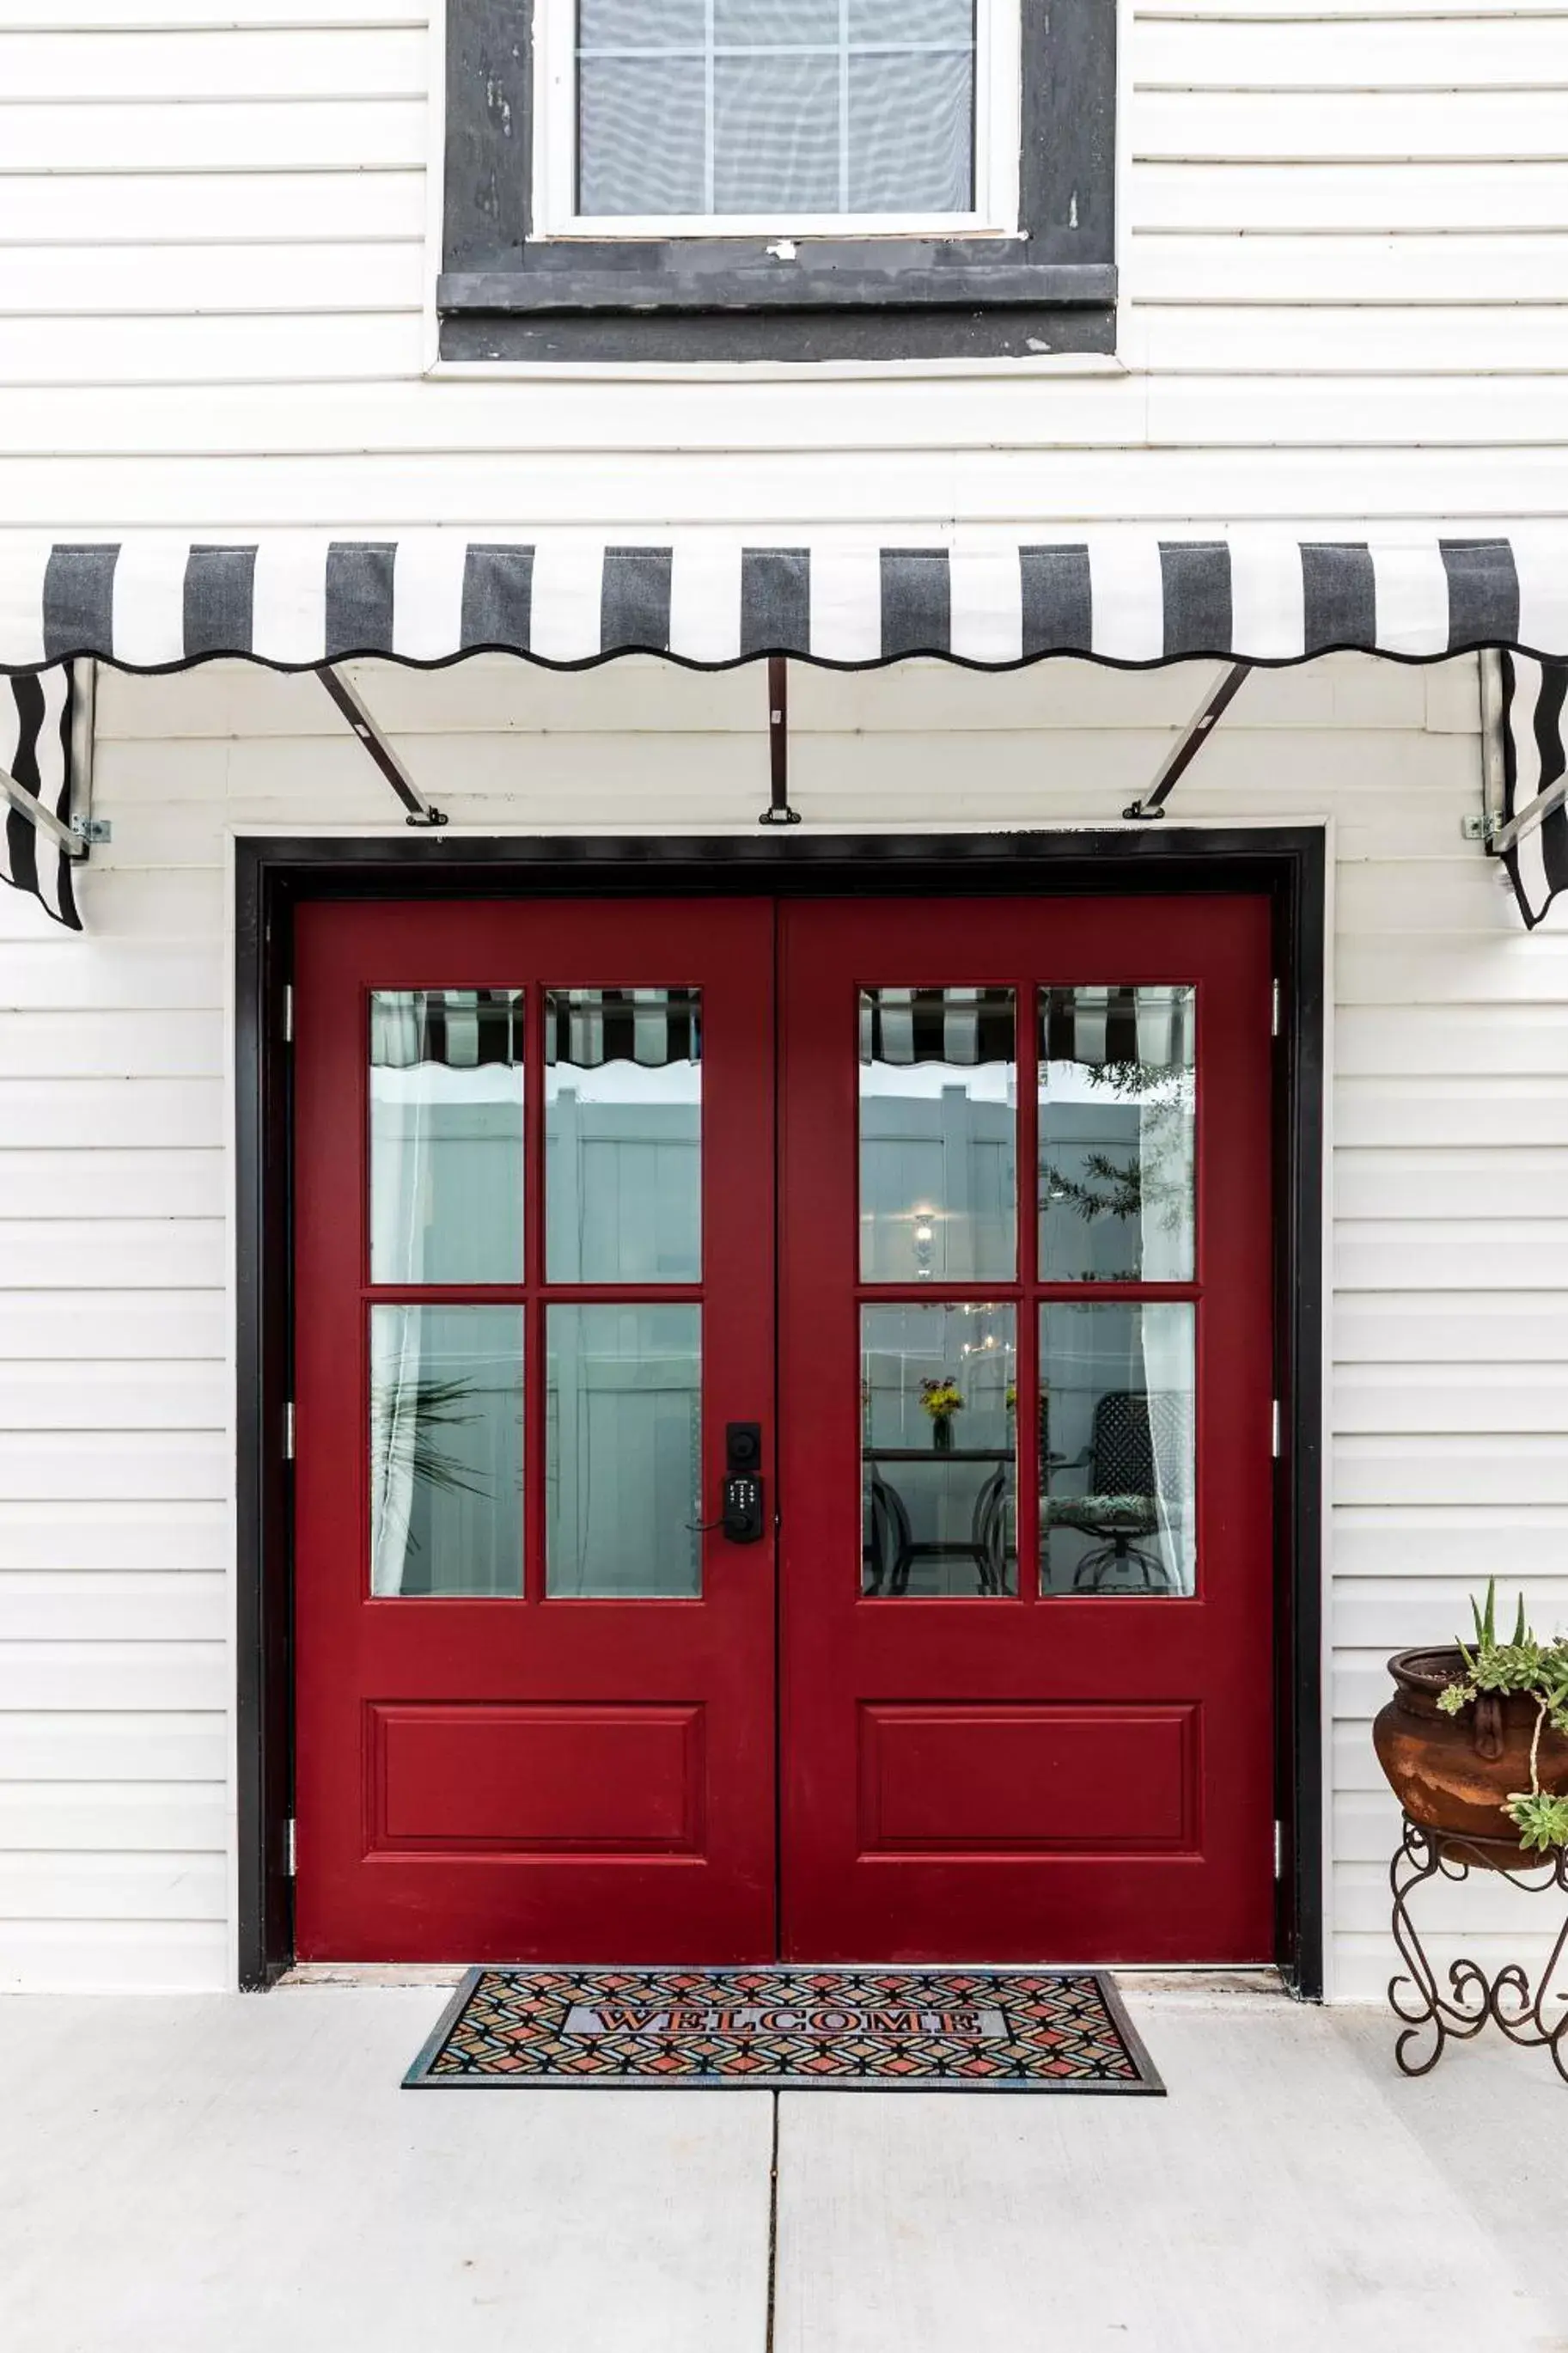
left=439, top=0, right=1118, bottom=363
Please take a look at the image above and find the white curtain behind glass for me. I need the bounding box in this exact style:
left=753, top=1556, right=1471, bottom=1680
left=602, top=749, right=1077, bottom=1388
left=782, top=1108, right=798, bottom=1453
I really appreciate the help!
left=369, top=994, right=428, bottom=1598
left=1136, top=988, right=1197, bottom=1593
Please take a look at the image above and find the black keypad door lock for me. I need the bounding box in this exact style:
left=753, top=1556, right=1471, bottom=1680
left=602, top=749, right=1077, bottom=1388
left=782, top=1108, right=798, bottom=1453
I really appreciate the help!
left=722, top=1421, right=766, bottom=1544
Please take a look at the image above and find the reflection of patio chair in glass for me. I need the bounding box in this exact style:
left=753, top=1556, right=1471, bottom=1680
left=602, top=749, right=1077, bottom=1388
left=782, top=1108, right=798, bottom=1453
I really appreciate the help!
left=1043, top=1390, right=1186, bottom=1593
left=864, top=1469, right=914, bottom=1595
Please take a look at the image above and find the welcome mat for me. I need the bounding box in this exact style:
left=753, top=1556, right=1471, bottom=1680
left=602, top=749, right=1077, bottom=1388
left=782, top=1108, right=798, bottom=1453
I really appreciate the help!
left=405, top=1966, right=1162, bottom=2093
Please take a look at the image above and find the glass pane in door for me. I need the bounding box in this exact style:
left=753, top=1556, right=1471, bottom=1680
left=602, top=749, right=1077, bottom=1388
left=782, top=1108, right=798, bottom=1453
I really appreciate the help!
left=859, top=987, right=1016, bottom=1281
left=1039, top=1303, right=1195, bottom=1596
left=1038, top=985, right=1195, bottom=1282
left=369, top=1305, right=524, bottom=1596
left=546, top=1304, right=702, bottom=1596
left=546, top=987, right=702, bottom=1282
left=861, top=1301, right=1016, bottom=1596
left=369, top=989, right=525, bottom=1287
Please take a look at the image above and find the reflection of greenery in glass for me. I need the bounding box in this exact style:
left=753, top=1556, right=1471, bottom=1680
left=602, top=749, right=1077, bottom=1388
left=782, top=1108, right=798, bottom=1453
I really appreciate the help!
left=371, top=1373, right=491, bottom=1553
left=1040, top=1054, right=1193, bottom=1278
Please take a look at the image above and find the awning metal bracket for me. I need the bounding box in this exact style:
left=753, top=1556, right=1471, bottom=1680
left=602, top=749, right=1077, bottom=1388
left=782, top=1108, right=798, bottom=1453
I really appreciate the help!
left=0, top=657, right=101, bottom=858
left=318, top=665, right=448, bottom=828
left=1124, top=662, right=1252, bottom=821
left=758, top=654, right=802, bottom=827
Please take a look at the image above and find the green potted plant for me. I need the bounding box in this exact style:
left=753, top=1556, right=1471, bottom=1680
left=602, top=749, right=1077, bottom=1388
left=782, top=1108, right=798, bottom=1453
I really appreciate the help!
left=1374, top=1582, right=1568, bottom=1864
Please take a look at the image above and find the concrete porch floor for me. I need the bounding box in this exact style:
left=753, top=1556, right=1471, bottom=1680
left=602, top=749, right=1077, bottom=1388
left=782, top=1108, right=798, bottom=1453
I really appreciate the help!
left=0, top=1979, right=1564, bottom=2353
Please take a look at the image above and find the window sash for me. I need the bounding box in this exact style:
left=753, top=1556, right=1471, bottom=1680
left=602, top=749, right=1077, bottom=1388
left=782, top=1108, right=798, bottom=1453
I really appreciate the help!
left=535, top=0, right=1022, bottom=241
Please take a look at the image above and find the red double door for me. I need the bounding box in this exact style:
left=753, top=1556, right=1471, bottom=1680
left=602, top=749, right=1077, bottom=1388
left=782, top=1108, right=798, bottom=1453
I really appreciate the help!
left=294, top=892, right=1276, bottom=1965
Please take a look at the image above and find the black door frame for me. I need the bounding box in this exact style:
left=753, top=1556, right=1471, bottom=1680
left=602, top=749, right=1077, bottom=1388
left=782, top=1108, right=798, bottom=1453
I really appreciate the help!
left=236, top=827, right=1327, bottom=1992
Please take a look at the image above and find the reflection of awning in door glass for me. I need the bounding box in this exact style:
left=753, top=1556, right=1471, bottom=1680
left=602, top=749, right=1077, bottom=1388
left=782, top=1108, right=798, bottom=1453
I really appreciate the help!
left=1038, top=985, right=1195, bottom=1286
left=546, top=987, right=703, bottom=1284
left=858, top=986, right=1016, bottom=1285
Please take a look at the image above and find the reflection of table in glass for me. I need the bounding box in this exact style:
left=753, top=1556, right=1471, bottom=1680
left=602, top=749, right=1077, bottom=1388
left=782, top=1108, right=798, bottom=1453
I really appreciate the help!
left=863, top=1448, right=1013, bottom=1596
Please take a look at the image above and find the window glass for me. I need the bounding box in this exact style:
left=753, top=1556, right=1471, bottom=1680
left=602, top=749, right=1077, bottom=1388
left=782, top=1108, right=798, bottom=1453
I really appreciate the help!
left=861, top=1301, right=1016, bottom=1597
left=1039, top=1304, right=1195, bottom=1597
left=547, top=1305, right=702, bottom=1597
left=369, top=1305, right=523, bottom=1596
left=1038, top=986, right=1196, bottom=1283
left=546, top=988, right=702, bottom=1283
left=576, top=0, right=976, bottom=218
left=369, top=990, right=524, bottom=1287
left=859, top=987, right=1016, bottom=1282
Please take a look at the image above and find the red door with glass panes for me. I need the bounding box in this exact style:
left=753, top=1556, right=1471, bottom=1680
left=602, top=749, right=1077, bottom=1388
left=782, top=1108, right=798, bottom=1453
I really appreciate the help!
left=292, top=890, right=1275, bottom=1964
left=777, top=895, right=1276, bottom=1962
left=292, top=899, right=777, bottom=1960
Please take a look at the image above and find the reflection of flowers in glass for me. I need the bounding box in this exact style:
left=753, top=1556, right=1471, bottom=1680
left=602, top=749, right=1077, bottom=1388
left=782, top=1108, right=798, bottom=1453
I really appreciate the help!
left=1004, top=1383, right=1017, bottom=1412
left=918, top=1376, right=964, bottom=1422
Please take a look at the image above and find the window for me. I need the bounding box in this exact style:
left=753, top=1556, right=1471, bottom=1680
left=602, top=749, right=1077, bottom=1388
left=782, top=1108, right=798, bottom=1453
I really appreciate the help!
left=544, top=0, right=1015, bottom=239
left=442, top=0, right=1116, bottom=362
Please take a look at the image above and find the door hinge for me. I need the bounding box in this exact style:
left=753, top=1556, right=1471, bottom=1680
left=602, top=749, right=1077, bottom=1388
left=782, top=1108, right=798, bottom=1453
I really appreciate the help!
left=285, top=1818, right=296, bottom=1878
left=284, top=1402, right=296, bottom=1461
left=282, top=984, right=294, bottom=1044
left=1274, top=1821, right=1284, bottom=1881
left=1271, top=1399, right=1282, bottom=1458
left=1271, top=978, right=1281, bottom=1036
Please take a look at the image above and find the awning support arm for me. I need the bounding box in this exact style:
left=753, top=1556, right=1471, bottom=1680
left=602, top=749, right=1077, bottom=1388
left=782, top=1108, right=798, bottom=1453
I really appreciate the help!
left=1124, top=662, right=1252, bottom=821
left=1480, top=769, right=1568, bottom=860
left=318, top=666, right=448, bottom=828
left=0, top=657, right=101, bottom=859
left=758, top=654, right=802, bottom=827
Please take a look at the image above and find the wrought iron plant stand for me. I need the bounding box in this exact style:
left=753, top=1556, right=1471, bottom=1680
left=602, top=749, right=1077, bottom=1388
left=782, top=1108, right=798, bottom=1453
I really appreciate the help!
left=1388, top=1816, right=1568, bottom=2081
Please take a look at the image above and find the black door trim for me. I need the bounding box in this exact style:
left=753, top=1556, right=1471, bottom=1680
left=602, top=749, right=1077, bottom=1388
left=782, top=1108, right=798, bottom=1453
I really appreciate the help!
left=236, top=828, right=1327, bottom=1994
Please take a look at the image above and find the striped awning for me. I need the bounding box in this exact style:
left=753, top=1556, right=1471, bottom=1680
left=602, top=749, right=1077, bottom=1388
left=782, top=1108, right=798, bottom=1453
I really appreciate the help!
left=1, top=532, right=1565, bottom=932
left=3, top=534, right=1567, bottom=674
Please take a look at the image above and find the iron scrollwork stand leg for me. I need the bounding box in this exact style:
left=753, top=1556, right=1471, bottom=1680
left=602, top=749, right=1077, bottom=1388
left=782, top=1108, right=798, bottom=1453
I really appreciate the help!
left=1388, top=1816, right=1568, bottom=2082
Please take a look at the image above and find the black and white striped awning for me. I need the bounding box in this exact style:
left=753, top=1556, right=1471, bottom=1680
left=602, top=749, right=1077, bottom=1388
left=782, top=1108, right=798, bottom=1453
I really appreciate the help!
left=1, top=668, right=76, bottom=929
left=3, top=535, right=1568, bottom=675
left=2, top=533, right=1566, bottom=932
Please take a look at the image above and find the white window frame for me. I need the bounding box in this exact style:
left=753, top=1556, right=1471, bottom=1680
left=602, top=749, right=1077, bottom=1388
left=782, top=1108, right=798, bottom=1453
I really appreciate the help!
left=533, top=0, right=1023, bottom=242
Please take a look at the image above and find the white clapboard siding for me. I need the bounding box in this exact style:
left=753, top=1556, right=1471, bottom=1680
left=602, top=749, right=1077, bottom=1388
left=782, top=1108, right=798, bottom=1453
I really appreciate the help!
left=0, top=245, right=422, bottom=318
left=0, top=1362, right=227, bottom=1430
left=0, top=1222, right=227, bottom=1293
left=0, top=314, right=425, bottom=387
left=0, top=172, right=429, bottom=248
left=0, top=28, right=427, bottom=101
left=1137, top=16, right=1568, bottom=88
left=0, top=1573, right=227, bottom=1642
left=1334, top=1365, right=1568, bottom=1434
left=0, top=1782, right=227, bottom=1850
left=1132, top=234, right=1568, bottom=304
left=0, top=1079, right=224, bottom=1149
left=0, top=2, right=426, bottom=23
left=0, top=1504, right=230, bottom=1573
left=1132, top=89, right=1568, bottom=162
left=0, top=1641, right=228, bottom=1711
left=0, top=101, right=427, bottom=175
left=0, top=1295, right=227, bottom=1362
left=1132, top=159, right=1568, bottom=232
left=1334, top=1294, right=1568, bottom=1361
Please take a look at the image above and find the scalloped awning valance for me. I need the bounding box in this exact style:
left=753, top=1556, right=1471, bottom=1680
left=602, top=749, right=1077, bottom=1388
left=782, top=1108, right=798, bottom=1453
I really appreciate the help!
left=2, top=532, right=1565, bottom=931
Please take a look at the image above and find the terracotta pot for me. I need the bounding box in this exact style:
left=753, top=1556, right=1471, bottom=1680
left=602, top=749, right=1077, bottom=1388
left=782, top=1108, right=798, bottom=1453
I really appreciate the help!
left=1373, top=1647, right=1568, bottom=1868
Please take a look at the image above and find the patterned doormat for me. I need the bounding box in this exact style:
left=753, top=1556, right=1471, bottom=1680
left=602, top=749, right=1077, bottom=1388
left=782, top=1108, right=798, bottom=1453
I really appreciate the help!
left=405, top=1966, right=1162, bottom=2093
